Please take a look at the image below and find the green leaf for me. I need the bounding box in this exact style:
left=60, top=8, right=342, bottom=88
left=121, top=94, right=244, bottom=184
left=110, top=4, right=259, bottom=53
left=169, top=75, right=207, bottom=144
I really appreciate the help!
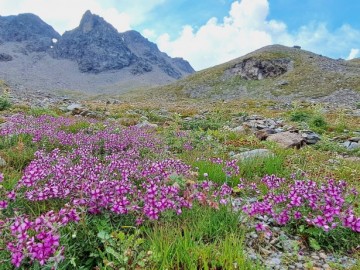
left=309, top=237, right=321, bottom=251
left=98, top=230, right=111, bottom=241
left=105, top=246, right=124, bottom=261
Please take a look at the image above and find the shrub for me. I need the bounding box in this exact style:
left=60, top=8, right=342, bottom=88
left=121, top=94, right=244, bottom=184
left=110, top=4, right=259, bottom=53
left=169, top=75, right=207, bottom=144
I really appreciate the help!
left=309, top=115, right=328, bottom=129
left=0, top=95, right=11, bottom=111
left=289, top=110, right=311, bottom=122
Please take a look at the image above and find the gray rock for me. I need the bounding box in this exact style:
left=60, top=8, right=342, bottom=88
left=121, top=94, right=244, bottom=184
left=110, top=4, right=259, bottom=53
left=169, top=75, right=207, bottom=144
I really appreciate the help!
left=0, top=157, right=6, bottom=167
left=269, top=257, right=282, bottom=266
left=349, top=137, right=360, bottom=142
left=227, top=58, right=293, bottom=80
left=267, top=132, right=305, bottom=149
left=66, top=103, right=83, bottom=111
left=0, top=53, right=13, bottom=61
left=136, top=121, right=158, bottom=128
left=301, top=130, right=321, bottom=144
left=233, top=149, right=274, bottom=160
left=231, top=126, right=246, bottom=133
left=311, top=255, right=320, bottom=260
left=343, top=141, right=360, bottom=150
left=319, top=253, right=327, bottom=260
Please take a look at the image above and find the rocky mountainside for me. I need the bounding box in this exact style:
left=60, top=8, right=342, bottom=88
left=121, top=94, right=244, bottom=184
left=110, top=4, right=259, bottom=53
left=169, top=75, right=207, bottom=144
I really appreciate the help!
left=0, top=11, right=194, bottom=94
left=137, top=45, right=360, bottom=106
left=0, top=13, right=60, bottom=52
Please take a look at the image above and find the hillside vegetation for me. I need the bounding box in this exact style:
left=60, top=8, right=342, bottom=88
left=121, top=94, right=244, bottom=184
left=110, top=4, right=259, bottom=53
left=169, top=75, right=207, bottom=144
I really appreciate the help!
left=122, top=45, right=360, bottom=104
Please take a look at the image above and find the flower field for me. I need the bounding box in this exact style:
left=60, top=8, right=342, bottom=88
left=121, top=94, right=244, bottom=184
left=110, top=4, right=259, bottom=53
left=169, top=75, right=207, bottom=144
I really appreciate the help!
left=0, top=103, right=359, bottom=269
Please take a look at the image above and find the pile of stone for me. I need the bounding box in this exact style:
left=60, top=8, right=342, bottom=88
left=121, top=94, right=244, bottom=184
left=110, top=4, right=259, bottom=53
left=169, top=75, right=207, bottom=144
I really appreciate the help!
left=226, top=115, right=321, bottom=149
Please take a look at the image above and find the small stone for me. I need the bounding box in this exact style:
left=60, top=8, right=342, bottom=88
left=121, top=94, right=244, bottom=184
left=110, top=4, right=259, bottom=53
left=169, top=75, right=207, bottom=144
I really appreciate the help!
left=269, top=257, right=281, bottom=266
left=319, top=253, right=327, bottom=259
left=0, top=157, right=6, bottom=167
left=323, top=264, right=330, bottom=269
left=249, top=232, right=258, bottom=239
left=295, top=263, right=303, bottom=269
left=136, top=121, right=158, bottom=128
left=311, top=255, right=320, bottom=260
left=232, top=126, right=246, bottom=133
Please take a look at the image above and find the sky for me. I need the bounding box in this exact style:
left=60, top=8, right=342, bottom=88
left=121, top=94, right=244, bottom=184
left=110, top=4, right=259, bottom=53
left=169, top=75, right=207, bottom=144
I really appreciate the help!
left=1, top=0, right=359, bottom=70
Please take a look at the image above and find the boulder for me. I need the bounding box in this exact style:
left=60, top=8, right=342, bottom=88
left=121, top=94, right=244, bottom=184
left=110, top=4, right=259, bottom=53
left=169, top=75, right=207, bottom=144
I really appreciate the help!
left=349, top=137, right=360, bottom=143
left=343, top=141, right=360, bottom=150
left=267, top=132, right=305, bottom=148
left=66, top=103, right=83, bottom=111
left=301, top=130, right=321, bottom=144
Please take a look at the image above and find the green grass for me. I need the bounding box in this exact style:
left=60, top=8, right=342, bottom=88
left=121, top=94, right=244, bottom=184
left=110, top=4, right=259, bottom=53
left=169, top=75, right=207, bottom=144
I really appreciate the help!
left=145, top=205, right=261, bottom=270
left=193, top=160, right=239, bottom=186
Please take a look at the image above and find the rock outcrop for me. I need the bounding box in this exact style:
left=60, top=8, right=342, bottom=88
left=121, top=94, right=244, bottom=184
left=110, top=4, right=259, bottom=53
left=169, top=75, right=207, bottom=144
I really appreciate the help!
left=0, top=53, right=12, bottom=61
left=228, top=58, right=293, bottom=80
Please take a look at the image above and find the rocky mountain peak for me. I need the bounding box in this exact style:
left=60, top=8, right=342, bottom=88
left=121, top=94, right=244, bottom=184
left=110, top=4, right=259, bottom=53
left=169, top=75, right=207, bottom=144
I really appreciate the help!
left=0, top=11, right=195, bottom=93
left=0, top=13, right=60, bottom=51
left=53, top=11, right=194, bottom=77
left=53, top=11, right=134, bottom=73
left=78, top=10, right=114, bottom=34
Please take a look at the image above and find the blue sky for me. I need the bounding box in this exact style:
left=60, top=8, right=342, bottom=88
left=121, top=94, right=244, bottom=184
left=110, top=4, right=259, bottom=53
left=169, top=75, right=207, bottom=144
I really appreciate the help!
left=1, top=0, right=359, bottom=70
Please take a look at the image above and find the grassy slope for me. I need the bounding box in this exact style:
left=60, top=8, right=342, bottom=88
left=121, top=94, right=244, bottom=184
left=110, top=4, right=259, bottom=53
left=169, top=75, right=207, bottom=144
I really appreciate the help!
left=120, top=45, right=360, bottom=102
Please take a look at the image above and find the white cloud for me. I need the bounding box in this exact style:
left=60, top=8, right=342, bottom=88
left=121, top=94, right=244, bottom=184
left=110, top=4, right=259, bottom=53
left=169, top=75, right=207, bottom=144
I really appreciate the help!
left=142, top=29, right=157, bottom=40
left=347, top=48, right=359, bottom=60
left=157, top=0, right=285, bottom=70
left=0, top=0, right=165, bottom=34
left=157, top=0, right=360, bottom=70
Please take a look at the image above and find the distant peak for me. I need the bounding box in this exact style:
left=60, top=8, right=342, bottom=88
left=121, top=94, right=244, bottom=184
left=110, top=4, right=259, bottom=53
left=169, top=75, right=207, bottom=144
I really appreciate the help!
left=79, top=10, right=99, bottom=33
left=78, top=10, right=115, bottom=33
left=83, top=10, right=93, bottom=17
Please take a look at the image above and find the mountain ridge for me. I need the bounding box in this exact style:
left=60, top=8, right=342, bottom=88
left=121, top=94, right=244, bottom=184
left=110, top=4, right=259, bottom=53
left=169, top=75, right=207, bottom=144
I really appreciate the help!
left=0, top=10, right=194, bottom=94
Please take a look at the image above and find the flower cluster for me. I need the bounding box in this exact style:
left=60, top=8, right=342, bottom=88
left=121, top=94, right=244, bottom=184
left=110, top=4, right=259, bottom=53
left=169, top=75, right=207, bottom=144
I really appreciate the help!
left=0, top=115, right=232, bottom=268
left=242, top=175, right=360, bottom=232
left=5, top=208, right=79, bottom=267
